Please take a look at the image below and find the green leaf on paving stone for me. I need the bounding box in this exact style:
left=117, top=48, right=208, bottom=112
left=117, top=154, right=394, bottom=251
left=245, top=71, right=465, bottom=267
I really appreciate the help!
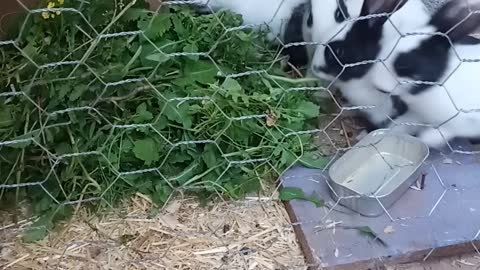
left=279, top=187, right=325, bottom=208
left=357, top=226, right=388, bottom=247
left=298, top=152, right=330, bottom=169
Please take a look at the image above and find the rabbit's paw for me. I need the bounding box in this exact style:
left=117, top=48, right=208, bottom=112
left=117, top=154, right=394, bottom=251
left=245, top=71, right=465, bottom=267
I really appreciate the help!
left=417, top=128, right=450, bottom=150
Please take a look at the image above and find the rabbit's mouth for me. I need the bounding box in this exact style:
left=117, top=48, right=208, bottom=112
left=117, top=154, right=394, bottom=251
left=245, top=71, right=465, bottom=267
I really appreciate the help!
left=374, top=87, right=390, bottom=94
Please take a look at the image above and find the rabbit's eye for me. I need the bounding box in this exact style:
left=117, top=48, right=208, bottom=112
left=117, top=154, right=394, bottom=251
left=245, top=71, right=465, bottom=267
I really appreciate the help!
left=394, top=61, right=413, bottom=77
left=411, top=74, right=423, bottom=82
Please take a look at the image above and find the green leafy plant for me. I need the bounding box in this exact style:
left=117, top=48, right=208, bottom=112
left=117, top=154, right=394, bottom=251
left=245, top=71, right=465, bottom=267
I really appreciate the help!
left=0, top=0, right=328, bottom=240
left=279, top=187, right=325, bottom=207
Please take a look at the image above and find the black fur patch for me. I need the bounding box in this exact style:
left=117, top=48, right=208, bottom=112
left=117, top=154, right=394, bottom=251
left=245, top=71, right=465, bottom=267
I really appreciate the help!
left=307, top=8, right=313, bottom=27
left=391, top=0, right=480, bottom=95
left=335, top=0, right=350, bottom=23
left=349, top=114, right=378, bottom=132
left=313, top=20, right=383, bottom=81
left=283, top=3, right=309, bottom=70
left=393, top=36, right=451, bottom=95
left=369, top=94, right=409, bottom=129
left=458, top=36, right=480, bottom=45
left=468, top=137, right=480, bottom=144
left=390, top=94, right=408, bottom=117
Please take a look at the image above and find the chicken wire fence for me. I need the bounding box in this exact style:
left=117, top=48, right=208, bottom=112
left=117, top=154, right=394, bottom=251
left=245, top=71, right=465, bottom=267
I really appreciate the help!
left=1, top=0, right=480, bottom=269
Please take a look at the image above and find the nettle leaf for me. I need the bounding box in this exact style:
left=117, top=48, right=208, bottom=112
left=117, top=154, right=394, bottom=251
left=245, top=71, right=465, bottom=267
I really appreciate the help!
left=133, top=138, right=160, bottom=165
left=145, top=52, right=170, bottom=64
left=140, top=43, right=171, bottom=66
left=69, top=85, right=88, bottom=102
left=56, top=83, right=71, bottom=100
left=280, top=149, right=297, bottom=166
left=202, top=143, right=219, bottom=168
left=296, top=101, right=320, bottom=119
left=152, top=116, right=168, bottom=131
left=133, top=102, right=154, bottom=123
left=0, top=106, right=13, bottom=128
left=139, top=14, right=172, bottom=40
left=153, top=183, right=173, bottom=204
left=54, top=142, right=73, bottom=155
left=162, top=101, right=192, bottom=128
left=183, top=43, right=199, bottom=60
left=221, top=78, right=243, bottom=103
left=183, top=60, right=218, bottom=84
left=172, top=15, right=187, bottom=36
left=235, top=31, right=252, bottom=42
left=123, top=8, right=149, bottom=22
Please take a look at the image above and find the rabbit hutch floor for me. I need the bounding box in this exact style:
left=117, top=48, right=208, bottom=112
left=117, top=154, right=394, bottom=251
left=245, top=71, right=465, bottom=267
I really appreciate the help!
left=282, top=137, right=480, bottom=270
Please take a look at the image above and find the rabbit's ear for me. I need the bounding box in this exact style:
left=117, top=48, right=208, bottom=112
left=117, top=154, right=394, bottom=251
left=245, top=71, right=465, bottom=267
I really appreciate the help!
left=359, top=0, right=409, bottom=29
left=430, top=0, right=480, bottom=42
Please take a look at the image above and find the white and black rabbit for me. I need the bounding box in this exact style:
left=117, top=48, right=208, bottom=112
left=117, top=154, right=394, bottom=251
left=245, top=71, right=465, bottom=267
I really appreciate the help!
left=309, top=0, right=448, bottom=133
left=184, top=0, right=314, bottom=71
left=368, top=0, right=480, bottom=149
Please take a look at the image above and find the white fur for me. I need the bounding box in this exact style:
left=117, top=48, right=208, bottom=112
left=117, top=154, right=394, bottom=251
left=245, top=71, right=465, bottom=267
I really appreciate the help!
left=310, top=0, right=363, bottom=44
left=335, top=78, right=397, bottom=126
left=309, top=0, right=437, bottom=128
left=309, top=0, right=447, bottom=44
left=311, top=0, right=432, bottom=81
left=371, top=34, right=480, bottom=149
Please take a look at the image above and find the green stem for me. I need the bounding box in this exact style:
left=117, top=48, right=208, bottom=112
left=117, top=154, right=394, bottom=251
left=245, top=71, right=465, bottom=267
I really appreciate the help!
left=267, top=75, right=319, bottom=84
left=181, top=163, right=225, bottom=188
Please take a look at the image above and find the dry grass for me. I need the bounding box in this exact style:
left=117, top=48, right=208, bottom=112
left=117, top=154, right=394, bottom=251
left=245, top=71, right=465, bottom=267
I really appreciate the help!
left=0, top=195, right=308, bottom=270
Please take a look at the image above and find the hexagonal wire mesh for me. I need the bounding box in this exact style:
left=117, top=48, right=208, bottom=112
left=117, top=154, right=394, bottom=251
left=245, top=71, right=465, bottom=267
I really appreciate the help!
left=1, top=0, right=480, bottom=269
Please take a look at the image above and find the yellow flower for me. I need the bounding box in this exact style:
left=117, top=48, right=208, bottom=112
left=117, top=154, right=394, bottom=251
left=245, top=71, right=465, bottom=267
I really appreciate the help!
left=56, top=11, right=61, bottom=15
left=42, top=12, right=50, bottom=19
left=58, top=0, right=64, bottom=5
left=47, top=2, right=55, bottom=9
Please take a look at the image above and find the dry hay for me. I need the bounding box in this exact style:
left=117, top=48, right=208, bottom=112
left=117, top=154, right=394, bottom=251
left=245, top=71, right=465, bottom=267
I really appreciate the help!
left=0, top=195, right=308, bottom=270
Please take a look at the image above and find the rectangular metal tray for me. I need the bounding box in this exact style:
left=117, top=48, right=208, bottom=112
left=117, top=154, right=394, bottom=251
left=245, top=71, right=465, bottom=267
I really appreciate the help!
left=327, top=129, right=430, bottom=217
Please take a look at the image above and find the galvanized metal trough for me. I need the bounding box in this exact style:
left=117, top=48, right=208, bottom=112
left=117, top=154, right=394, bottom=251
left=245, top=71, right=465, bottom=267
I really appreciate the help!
left=282, top=136, right=480, bottom=270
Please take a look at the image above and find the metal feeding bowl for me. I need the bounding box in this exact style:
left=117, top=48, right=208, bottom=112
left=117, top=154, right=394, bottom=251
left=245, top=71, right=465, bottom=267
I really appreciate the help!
left=327, top=129, right=430, bottom=217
